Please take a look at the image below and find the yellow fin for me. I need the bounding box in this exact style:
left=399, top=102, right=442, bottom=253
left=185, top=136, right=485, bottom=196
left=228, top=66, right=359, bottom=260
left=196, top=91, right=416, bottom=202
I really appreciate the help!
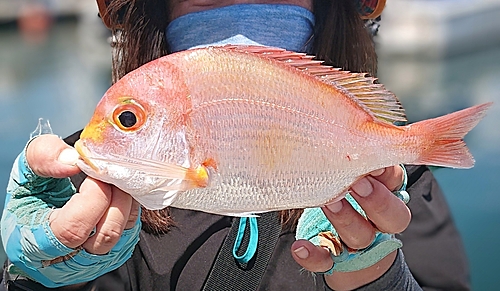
left=186, top=165, right=209, bottom=188
left=219, top=45, right=407, bottom=125
left=185, top=158, right=217, bottom=188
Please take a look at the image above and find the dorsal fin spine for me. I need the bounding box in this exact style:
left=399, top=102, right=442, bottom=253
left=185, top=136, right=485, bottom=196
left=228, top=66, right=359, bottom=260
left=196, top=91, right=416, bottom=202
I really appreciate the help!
left=218, top=45, right=407, bottom=125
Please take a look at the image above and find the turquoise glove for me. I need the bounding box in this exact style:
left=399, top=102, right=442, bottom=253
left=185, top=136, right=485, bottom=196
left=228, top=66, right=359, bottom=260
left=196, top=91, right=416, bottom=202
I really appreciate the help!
left=296, top=165, right=409, bottom=274
left=296, top=203, right=402, bottom=273
left=1, top=122, right=141, bottom=288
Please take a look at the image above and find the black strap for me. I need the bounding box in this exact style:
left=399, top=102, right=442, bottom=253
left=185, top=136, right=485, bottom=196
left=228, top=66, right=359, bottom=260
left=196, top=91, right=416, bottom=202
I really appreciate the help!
left=202, top=212, right=281, bottom=291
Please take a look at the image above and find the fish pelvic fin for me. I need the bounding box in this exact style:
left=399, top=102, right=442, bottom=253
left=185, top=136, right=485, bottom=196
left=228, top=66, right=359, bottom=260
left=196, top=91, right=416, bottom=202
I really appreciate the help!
left=411, top=102, right=492, bottom=169
left=216, top=45, right=407, bottom=125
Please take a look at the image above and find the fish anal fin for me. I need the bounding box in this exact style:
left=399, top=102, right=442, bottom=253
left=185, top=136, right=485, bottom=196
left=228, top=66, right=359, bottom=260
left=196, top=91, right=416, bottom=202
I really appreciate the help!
left=218, top=45, right=407, bottom=125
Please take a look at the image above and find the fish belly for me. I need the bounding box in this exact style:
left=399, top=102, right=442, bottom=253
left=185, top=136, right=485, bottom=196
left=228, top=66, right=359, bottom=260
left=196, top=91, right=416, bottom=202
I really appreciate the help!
left=168, top=50, right=403, bottom=214
left=171, top=95, right=400, bottom=215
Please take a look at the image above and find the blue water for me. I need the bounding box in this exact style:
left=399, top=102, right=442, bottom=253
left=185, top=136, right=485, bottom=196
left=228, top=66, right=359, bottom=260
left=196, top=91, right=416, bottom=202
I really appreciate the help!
left=378, top=41, right=500, bottom=290
left=0, top=20, right=110, bottom=262
left=1, top=20, right=499, bottom=290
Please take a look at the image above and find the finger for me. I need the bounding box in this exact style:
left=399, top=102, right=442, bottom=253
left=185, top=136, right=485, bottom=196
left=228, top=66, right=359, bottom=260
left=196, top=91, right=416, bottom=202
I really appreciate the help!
left=291, top=239, right=333, bottom=273
left=369, top=165, right=404, bottom=191
left=350, top=176, right=411, bottom=233
left=83, top=186, right=133, bottom=254
left=49, top=177, right=112, bottom=248
left=324, top=251, right=398, bottom=291
left=26, top=134, right=81, bottom=178
left=125, top=199, right=140, bottom=230
left=323, top=199, right=375, bottom=249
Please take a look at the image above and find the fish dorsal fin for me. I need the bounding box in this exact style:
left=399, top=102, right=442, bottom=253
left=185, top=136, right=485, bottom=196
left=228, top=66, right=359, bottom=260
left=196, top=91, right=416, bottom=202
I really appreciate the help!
left=219, top=45, right=407, bottom=125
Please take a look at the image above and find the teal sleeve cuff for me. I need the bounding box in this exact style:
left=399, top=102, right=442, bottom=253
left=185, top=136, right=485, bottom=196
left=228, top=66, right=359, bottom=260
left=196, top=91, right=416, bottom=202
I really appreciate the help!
left=296, top=199, right=402, bottom=274
left=2, top=147, right=141, bottom=288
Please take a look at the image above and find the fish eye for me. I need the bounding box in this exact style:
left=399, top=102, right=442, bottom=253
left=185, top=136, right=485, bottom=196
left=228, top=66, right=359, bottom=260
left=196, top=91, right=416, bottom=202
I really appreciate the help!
left=118, top=111, right=137, bottom=128
left=112, top=101, right=146, bottom=132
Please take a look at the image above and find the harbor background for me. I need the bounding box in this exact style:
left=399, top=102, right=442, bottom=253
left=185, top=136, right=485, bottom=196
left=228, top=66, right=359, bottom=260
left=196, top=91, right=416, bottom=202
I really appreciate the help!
left=1, top=0, right=499, bottom=289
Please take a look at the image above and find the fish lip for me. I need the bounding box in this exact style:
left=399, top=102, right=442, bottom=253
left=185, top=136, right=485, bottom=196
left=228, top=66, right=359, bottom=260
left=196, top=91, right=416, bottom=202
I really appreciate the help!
left=74, top=140, right=100, bottom=173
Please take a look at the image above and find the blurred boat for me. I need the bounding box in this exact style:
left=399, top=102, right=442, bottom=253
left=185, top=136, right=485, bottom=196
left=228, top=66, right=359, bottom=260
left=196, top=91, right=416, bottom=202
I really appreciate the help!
left=379, top=0, right=500, bottom=58
left=377, top=0, right=500, bottom=122
left=0, top=0, right=91, bottom=24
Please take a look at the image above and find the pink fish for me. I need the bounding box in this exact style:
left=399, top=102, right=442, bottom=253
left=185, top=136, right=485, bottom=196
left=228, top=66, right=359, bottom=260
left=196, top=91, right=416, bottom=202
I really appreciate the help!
left=74, top=46, right=491, bottom=215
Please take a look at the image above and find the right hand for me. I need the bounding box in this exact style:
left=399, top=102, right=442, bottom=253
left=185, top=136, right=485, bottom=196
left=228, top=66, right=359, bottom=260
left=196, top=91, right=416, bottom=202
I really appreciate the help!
left=26, top=134, right=140, bottom=254
left=291, top=166, right=411, bottom=290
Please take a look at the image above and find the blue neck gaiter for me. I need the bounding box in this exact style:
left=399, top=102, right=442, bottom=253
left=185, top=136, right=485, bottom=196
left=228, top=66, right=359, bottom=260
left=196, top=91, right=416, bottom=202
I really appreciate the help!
left=166, top=4, right=315, bottom=53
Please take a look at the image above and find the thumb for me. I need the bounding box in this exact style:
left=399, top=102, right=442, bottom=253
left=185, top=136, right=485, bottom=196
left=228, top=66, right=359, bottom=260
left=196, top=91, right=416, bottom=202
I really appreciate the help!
left=291, top=240, right=334, bottom=273
left=26, top=134, right=81, bottom=178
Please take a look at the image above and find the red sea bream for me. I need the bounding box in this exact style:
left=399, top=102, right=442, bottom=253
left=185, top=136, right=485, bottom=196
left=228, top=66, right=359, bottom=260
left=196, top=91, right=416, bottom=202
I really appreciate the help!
left=74, top=46, right=491, bottom=216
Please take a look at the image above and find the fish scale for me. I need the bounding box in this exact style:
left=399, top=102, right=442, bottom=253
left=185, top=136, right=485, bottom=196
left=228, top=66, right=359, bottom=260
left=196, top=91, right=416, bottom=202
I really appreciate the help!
left=75, top=45, right=492, bottom=215
left=175, top=97, right=396, bottom=213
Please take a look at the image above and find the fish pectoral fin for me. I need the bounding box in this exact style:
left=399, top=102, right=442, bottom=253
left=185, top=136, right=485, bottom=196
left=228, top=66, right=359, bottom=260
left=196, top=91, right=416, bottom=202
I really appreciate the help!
left=103, top=154, right=215, bottom=189
left=102, top=154, right=212, bottom=191
left=134, top=188, right=180, bottom=210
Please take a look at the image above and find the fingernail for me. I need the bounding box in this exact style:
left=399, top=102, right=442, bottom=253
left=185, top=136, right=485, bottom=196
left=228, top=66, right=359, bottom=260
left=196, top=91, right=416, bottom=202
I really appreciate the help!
left=370, top=168, right=385, bottom=176
left=58, top=148, right=79, bottom=166
left=293, top=246, right=309, bottom=259
left=352, top=178, right=373, bottom=197
left=326, top=200, right=343, bottom=213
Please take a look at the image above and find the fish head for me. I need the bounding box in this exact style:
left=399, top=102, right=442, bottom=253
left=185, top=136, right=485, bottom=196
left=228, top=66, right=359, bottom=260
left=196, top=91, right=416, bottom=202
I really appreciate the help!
left=75, top=57, right=196, bottom=209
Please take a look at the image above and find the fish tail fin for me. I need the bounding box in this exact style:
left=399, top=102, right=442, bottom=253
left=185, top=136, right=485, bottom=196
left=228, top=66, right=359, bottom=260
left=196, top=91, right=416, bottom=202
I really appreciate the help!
left=411, top=102, right=492, bottom=169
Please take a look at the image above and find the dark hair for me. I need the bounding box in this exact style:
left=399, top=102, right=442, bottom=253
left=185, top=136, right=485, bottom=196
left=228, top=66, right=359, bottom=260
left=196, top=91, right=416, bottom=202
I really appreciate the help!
left=104, top=0, right=378, bottom=234
left=312, top=0, right=377, bottom=76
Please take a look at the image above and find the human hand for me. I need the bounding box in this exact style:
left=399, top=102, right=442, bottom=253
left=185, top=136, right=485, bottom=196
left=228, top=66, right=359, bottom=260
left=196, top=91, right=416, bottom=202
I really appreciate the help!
left=1, top=134, right=141, bottom=287
left=26, top=134, right=140, bottom=254
left=291, top=165, right=411, bottom=290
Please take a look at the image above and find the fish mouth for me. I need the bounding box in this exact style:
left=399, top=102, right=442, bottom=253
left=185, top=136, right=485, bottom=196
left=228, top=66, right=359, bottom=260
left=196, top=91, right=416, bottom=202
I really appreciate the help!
left=74, top=140, right=100, bottom=173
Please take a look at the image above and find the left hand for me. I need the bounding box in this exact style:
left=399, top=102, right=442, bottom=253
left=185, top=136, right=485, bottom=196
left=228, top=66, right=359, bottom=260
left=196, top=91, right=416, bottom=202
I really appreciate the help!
left=291, top=165, right=411, bottom=290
